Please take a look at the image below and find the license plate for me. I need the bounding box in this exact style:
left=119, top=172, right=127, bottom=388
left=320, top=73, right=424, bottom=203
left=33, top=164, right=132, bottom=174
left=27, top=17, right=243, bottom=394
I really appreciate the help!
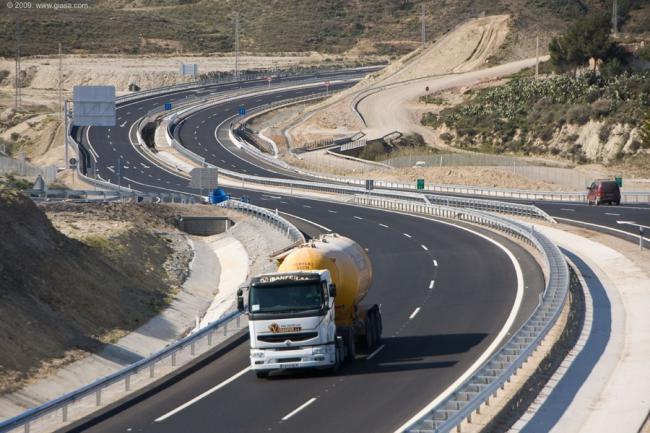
left=279, top=363, right=300, bottom=369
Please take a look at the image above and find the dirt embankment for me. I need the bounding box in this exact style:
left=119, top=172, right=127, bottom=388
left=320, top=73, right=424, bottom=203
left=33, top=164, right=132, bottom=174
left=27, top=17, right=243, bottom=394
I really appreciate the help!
left=0, top=186, right=197, bottom=394
left=282, top=15, right=511, bottom=146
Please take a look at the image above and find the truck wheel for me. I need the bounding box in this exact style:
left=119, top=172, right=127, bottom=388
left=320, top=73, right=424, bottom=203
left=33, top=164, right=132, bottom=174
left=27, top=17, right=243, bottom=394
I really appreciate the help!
left=365, top=315, right=375, bottom=349
left=373, top=311, right=382, bottom=344
left=255, top=371, right=269, bottom=379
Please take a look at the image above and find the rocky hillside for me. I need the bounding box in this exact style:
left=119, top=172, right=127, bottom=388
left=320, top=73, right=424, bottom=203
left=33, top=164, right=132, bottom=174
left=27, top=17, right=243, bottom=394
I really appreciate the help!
left=0, top=183, right=191, bottom=393
left=1, top=0, right=648, bottom=58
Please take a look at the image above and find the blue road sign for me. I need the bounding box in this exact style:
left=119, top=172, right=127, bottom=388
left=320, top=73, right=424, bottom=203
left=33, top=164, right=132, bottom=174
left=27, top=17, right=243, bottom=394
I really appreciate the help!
left=239, top=106, right=246, bottom=116
left=164, top=103, right=172, bottom=110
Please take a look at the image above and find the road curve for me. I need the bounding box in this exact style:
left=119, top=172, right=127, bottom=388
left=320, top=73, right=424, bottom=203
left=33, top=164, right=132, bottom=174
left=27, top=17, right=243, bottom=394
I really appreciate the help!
left=70, top=73, right=543, bottom=433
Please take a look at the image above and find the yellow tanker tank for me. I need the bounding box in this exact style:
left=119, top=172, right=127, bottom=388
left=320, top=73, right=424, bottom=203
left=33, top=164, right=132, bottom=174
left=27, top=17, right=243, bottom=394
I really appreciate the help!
left=277, top=233, right=372, bottom=327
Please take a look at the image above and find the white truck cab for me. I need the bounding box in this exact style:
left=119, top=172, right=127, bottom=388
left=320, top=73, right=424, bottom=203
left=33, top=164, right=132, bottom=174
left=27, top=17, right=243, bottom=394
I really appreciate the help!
left=238, top=270, right=340, bottom=377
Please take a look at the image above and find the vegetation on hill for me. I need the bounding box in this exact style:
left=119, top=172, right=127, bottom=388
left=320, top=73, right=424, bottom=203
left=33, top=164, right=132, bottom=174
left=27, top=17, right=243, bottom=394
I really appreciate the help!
left=423, top=72, right=650, bottom=161
left=642, top=111, right=650, bottom=148
left=0, top=0, right=647, bottom=57
left=421, top=9, right=650, bottom=164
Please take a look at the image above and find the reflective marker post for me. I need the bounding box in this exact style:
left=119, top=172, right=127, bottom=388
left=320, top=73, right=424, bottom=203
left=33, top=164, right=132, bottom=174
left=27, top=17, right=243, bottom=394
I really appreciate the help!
left=641, top=226, right=644, bottom=251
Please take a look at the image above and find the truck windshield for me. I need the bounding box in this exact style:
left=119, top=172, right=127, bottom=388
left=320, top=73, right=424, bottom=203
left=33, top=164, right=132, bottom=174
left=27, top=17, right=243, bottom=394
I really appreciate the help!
left=249, top=282, right=324, bottom=314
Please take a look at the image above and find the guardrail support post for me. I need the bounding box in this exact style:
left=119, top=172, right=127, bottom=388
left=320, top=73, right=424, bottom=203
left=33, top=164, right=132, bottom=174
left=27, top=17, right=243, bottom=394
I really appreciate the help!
left=125, top=375, right=131, bottom=391
left=95, top=389, right=102, bottom=406
left=149, top=364, right=155, bottom=378
left=62, top=405, right=68, bottom=422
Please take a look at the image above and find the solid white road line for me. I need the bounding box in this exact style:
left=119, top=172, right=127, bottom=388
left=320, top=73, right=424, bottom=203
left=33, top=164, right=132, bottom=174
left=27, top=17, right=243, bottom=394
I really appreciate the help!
left=366, top=344, right=385, bottom=361
left=379, top=223, right=389, bottom=228
left=281, top=397, right=318, bottom=421
left=278, top=211, right=332, bottom=233
left=429, top=280, right=434, bottom=290
left=421, top=245, right=428, bottom=251
left=433, top=259, right=438, bottom=267
left=393, top=215, right=525, bottom=433
left=409, top=307, right=421, bottom=320
left=555, top=217, right=650, bottom=242
left=403, top=233, right=412, bottom=238
left=155, top=367, right=250, bottom=422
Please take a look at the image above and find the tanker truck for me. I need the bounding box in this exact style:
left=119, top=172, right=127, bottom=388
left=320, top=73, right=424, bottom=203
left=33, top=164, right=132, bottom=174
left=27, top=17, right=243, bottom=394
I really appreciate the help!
left=237, top=233, right=382, bottom=377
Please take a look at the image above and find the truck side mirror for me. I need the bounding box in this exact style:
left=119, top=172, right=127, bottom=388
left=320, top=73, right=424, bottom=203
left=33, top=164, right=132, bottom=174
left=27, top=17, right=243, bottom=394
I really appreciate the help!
left=237, top=288, right=245, bottom=312
left=329, top=284, right=337, bottom=298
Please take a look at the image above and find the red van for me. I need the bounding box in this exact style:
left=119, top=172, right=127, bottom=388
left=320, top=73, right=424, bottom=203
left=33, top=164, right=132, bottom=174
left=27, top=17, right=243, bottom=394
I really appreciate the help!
left=587, top=180, right=621, bottom=206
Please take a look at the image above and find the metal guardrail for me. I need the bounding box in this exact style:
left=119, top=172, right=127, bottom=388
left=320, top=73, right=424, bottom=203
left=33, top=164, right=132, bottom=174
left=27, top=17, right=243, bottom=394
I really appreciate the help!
left=0, top=196, right=306, bottom=433
left=351, top=195, right=569, bottom=433
left=219, top=111, right=650, bottom=205
left=114, top=65, right=382, bottom=105
left=26, top=188, right=200, bottom=204
left=43, top=77, right=571, bottom=433
left=209, top=164, right=556, bottom=222
left=165, top=89, right=341, bottom=168
left=217, top=199, right=305, bottom=244
left=0, top=311, right=247, bottom=433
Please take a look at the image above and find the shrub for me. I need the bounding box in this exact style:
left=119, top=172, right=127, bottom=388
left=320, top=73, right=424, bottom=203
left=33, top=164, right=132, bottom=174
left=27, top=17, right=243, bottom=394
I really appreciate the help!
left=592, top=99, right=612, bottom=117
left=567, top=105, right=592, bottom=125
left=10, top=132, right=20, bottom=142
left=439, top=132, right=454, bottom=143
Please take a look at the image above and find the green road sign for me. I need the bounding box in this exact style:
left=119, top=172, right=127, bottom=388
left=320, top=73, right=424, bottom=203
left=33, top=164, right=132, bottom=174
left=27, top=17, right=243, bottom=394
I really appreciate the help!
left=416, top=179, right=425, bottom=190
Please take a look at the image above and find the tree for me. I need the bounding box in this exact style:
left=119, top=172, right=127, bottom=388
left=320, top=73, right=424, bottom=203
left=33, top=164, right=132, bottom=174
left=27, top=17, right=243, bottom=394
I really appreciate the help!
left=550, top=14, right=614, bottom=74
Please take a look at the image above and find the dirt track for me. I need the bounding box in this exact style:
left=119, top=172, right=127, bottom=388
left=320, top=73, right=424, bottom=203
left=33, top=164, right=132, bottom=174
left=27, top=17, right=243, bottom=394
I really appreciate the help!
left=286, top=15, right=520, bottom=145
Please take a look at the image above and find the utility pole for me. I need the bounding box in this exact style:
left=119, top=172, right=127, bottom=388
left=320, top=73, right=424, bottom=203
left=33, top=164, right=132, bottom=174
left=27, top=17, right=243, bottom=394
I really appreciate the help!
left=63, top=99, right=69, bottom=169
left=234, top=12, right=240, bottom=80
left=59, top=43, right=63, bottom=120
left=535, top=34, right=540, bottom=80
left=15, top=18, right=21, bottom=110
left=421, top=4, right=426, bottom=46
left=612, top=0, right=619, bottom=35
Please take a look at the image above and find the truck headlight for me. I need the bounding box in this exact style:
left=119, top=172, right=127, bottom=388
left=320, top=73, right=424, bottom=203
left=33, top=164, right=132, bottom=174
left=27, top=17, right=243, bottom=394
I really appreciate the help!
left=312, top=346, right=328, bottom=355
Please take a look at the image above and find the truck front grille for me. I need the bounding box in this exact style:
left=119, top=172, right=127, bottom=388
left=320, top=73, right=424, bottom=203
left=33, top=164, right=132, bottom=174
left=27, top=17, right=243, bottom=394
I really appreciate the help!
left=278, top=358, right=301, bottom=363
left=258, top=332, right=318, bottom=343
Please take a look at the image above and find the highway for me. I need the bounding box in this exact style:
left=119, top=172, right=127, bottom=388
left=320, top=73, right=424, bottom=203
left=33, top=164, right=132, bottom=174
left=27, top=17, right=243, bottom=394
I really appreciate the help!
left=165, top=84, right=650, bottom=242
left=68, top=72, right=546, bottom=432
